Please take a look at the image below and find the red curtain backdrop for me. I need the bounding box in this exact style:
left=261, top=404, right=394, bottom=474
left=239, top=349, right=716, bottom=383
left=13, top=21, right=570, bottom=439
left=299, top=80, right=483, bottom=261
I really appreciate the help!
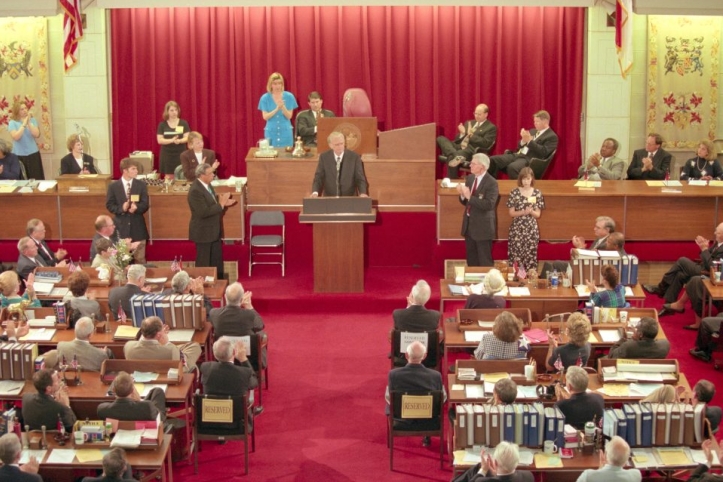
left=110, top=6, right=584, bottom=179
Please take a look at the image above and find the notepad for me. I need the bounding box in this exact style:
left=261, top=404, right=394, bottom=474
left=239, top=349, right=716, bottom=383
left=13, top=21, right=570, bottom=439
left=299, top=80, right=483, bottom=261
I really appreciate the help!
left=20, top=328, right=57, bottom=341
left=598, top=330, right=620, bottom=342
left=46, top=449, right=77, bottom=464
left=114, top=325, right=140, bottom=339
left=534, top=454, right=563, bottom=468
left=464, top=331, right=485, bottom=342
left=508, top=287, right=530, bottom=296
left=574, top=180, right=601, bottom=188
left=166, top=329, right=195, bottom=342
left=75, top=449, right=104, bottom=463
left=601, top=383, right=629, bottom=396
left=656, top=448, right=690, bottom=466
left=465, top=385, right=485, bottom=398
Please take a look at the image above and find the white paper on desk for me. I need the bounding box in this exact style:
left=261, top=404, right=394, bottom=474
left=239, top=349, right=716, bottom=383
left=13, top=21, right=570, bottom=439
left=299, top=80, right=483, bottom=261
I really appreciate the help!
left=132, top=371, right=159, bottom=383
left=37, top=180, right=58, bottom=192
left=598, top=329, right=620, bottom=342
left=166, top=329, right=195, bottom=343
left=461, top=448, right=482, bottom=464
left=465, top=385, right=486, bottom=399
left=50, top=287, right=69, bottom=297
left=691, top=449, right=720, bottom=465
left=145, top=277, right=168, bottom=284
left=0, top=380, right=25, bottom=395
left=574, top=180, right=602, bottom=188
left=111, top=430, right=143, bottom=448
left=508, top=287, right=530, bottom=296
left=140, top=384, right=167, bottom=398
left=448, top=284, right=467, bottom=296
left=483, top=381, right=496, bottom=395
left=452, top=384, right=464, bottom=391
left=624, top=286, right=634, bottom=297
left=629, top=383, right=664, bottom=397
left=620, top=371, right=663, bottom=382
left=618, top=363, right=677, bottom=373
left=575, top=285, right=590, bottom=296
left=46, top=449, right=77, bottom=464
left=477, top=321, right=495, bottom=329
left=19, top=449, right=47, bottom=464
left=688, top=180, right=707, bottom=186
left=32, top=281, right=56, bottom=295
left=464, top=331, right=485, bottom=342
left=27, top=319, right=55, bottom=328
left=630, top=448, right=657, bottom=468
left=518, top=449, right=535, bottom=466
left=516, top=385, right=539, bottom=399
left=20, top=328, right=57, bottom=342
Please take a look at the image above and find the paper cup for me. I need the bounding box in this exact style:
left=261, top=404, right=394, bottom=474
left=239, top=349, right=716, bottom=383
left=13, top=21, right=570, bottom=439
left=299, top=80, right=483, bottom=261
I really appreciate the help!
left=619, top=311, right=628, bottom=324
left=524, top=365, right=535, bottom=381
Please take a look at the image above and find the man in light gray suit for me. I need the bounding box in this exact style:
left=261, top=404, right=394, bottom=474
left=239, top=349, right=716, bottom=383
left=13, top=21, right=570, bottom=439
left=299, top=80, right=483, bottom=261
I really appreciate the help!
left=56, top=318, right=111, bottom=371
left=578, top=138, right=624, bottom=181
left=457, top=154, right=498, bottom=266
left=16, top=236, right=47, bottom=280
left=575, top=436, right=641, bottom=482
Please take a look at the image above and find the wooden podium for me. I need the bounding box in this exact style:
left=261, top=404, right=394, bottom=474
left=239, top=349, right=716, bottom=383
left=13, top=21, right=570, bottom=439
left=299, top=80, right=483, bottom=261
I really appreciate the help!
left=299, top=197, right=376, bottom=293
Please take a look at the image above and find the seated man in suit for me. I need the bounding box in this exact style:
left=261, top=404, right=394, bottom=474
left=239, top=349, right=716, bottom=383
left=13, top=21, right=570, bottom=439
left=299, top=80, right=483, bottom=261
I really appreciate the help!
left=626, top=133, right=672, bottom=180
left=124, top=316, right=201, bottom=372
left=692, top=380, right=722, bottom=434
left=488, top=110, right=558, bottom=179
left=201, top=337, right=260, bottom=414
left=389, top=279, right=442, bottom=341
left=98, top=371, right=166, bottom=423
left=109, top=265, right=149, bottom=320
left=0, top=433, right=43, bottom=482
left=644, top=223, right=723, bottom=321
left=576, top=436, right=641, bottom=482
left=81, top=448, right=135, bottom=482
left=296, top=91, right=335, bottom=147
left=89, top=215, right=138, bottom=261
left=605, top=231, right=627, bottom=255
left=452, top=441, right=533, bottom=482
left=385, top=341, right=446, bottom=447
left=43, top=317, right=111, bottom=371
left=578, top=138, right=624, bottom=181
left=608, top=317, right=670, bottom=359
left=21, top=369, right=77, bottom=432
left=210, top=282, right=266, bottom=369
left=492, top=378, right=518, bottom=405
left=690, top=313, right=723, bottom=363
left=554, top=366, right=604, bottom=430
left=16, top=236, right=47, bottom=280
left=437, top=103, right=497, bottom=178
left=310, top=131, right=368, bottom=197
left=180, top=131, right=218, bottom=182
left=26, top=218, right=67, bottom=267
left=161, top=270, right=213, bottom=318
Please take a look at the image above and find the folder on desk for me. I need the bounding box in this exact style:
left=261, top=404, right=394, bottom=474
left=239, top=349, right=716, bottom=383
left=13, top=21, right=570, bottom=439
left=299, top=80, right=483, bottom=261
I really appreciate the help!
left=503, top=405, right=515, bottom=442
left=487, top=405, right=501, bottom=447
left=473, top=405, right=486, bottom=445
left=640, top=403, right=653, bottom=447
left=454, top=404, right=468, bottom=448
left=529, top=402, right=544, bottom=447
left=623, top=404, right=638, bottom=447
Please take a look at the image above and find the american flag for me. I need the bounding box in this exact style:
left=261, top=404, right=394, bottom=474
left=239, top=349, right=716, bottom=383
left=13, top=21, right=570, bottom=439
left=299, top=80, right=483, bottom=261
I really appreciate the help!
left=554, top=355, right=564, bottom=372
left=576, top=353, right=583, bottom=367
left=60, top=0, right=84, bottom=72
left=170, top=257, right=179, bottom=272
left=178, top=256, right=183, bottom=270
left=67, top=258, right=76, bottom=273
left=118, top=305, right=127, bottom=324
left=517, top=264, right=527, bottom=280
left=665, top=170, right=670, bottom=182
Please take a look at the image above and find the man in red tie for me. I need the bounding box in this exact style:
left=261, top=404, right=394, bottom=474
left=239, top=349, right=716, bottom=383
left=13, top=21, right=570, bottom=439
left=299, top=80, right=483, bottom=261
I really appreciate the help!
left=106, top=158, right=149, bottom=264
left=626, top=133, right=672, bottom=180
left=26, top=219, right=67, bottom=267
left=457, top=154, right=499, bottom=266
left=436, top=103, right=497, bottom=178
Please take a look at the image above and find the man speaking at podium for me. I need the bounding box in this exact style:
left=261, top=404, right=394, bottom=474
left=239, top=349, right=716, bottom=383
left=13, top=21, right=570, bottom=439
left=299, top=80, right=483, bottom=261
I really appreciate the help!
left=310, top=131, right=368, bottom=197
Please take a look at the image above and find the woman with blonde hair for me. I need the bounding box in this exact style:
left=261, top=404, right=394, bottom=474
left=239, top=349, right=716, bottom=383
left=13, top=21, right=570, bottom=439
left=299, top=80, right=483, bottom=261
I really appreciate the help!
left=258, top=72, right=298, bottom=147
left=156, top=100, right=190, bottom=179
left=546, top=312, right=592, bottom=371
left=8, top=101, right=44, bottom=179
left=60, top=134, right=97, bottom=174
left=0, top=271, right=41, bottom=308
left=474, top=311, right=529, bottom=360
left=464, top=268, right=506, bottom=309
left=680, top=139, right=722, bottom=181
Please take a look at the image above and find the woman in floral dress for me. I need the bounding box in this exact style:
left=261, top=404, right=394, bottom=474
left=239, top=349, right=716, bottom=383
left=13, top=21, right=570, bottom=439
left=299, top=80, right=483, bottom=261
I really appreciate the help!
left=507, top=166, right=545, bottom=271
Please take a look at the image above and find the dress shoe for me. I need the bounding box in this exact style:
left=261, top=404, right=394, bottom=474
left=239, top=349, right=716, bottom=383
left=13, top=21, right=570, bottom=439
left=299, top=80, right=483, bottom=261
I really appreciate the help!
left=657, top=307, right=674, bottom=317
left=662, top=303, right=684, bottom=314
left=643, top=284, right=663, bottom=297
left=422, top=436, right=431, bottom=447
left=689, top=348, right=711, bottom=362
left=448, top=156, right=466, bottom=168
left=253, top=406, right=265, bottom=416
left=684, top=324, right=700, bottom=331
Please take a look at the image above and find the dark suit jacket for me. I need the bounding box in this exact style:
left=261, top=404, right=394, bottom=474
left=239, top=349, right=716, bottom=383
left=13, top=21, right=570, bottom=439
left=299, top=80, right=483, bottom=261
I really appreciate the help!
left=453, top=465, right=534, bottom=482
left=187, top=179, right=224, bottom=244
left=688, top=463, right=723, bottom=482
left=210, top=305, right=265, bottom=338
left=388, top=363, right=443, bottom=394
left=608, top=338, right=671, bottom=359
left=555, top=391, right=605, bottom=430
left=60, top=153, right=98, bottom=174
left=392, top=305, right=440, bottom=333
left=0, top=465, right=43, bottom=482
left=16, top=254, right=46, bottom=280
left=296, top=109, right=335, bottom=146
left=311, top=149, right=368, bottom=197
left=464, top=294, right=506, bottom=309
left=627, top=148, right=672, bottom=180
left=106, top=179, right=149, bottom=242
left=21, top=392, right=76, bottom=432
left=81, top=470, right=137, bottom=482
left=97, top=390, right=165, bottom=422
left=180, top=148, right=216, bottom=182
left=514, top=128, right=558, bottom=160
left=201, top=360, right=258, bottom=397
left=32, top=238, right=60, bottom=267
left=460, top=173, right=499, bottom=241
left=108, top=283, right=143, bottom=320
left=454, top=119, right=498, bottom=154
left=89, top=231, right=120, bottom=260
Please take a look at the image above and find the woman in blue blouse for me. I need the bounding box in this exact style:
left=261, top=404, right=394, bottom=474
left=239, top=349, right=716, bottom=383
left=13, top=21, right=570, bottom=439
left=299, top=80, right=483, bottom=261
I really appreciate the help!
left=0, top=271, right=41, bottom=309
left=8, top=101, right=44, bottom=179
left=258, top=72, right=298, bottom=147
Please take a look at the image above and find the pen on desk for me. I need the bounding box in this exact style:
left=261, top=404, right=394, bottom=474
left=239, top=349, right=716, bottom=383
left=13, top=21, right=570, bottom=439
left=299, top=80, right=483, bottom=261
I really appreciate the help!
left=7, top=386, right=22, bottom=392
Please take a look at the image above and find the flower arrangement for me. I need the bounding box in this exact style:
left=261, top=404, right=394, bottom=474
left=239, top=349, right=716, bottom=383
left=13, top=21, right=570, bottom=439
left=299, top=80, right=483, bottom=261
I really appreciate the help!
left=111, top=239, right=133, bottom=270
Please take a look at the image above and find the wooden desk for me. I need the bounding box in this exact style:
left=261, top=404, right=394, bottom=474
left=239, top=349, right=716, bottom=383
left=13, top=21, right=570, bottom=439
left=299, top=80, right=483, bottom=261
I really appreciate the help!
left=37, top=434, right=172, bottom=482
left=447, top=372, right=691, bottom=405
left=443, top=308, right=664, bottom=374
left=701, top=278, right=723, bottom=318
left=437, top=180, right=723, bottom=242
left=245, top=148, right=435, bottom=212
left=0, top=184, right=245, bottom=242
left=439, top=280, right=646, bottom=318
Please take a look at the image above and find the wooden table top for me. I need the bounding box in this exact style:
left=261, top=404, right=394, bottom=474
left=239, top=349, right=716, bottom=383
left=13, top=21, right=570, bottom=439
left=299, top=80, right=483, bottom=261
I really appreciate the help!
left=439, top=280, right=646, bottom=302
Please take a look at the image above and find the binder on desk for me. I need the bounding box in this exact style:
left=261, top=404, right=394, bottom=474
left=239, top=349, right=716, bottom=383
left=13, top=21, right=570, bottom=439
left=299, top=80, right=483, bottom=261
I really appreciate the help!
left=683, top=404, right=695, bottom=446
left=0, top=344, right=12, bottom=378
left=653, top=403, right=667, bottom=445
left=454, top=405, right=468, bottom=448
left=667, top=404, right=683, bottom=445
left=603, top=408, right=618, bottom=439
left=640, top=403, right=653, bottom=447
left=503, top=405, right=515, bottom=442
left=473, top=405, right=486, bottom=445
left=130, top=295, right=144, bottom=326
left=156, top=296, right=171, bottom=324
left=21, top=344, right=37, bottom=380
left=521, top=404, right=530, bottom=446
left=142, top=295, right=157, bottom=318
left=529, top=403, right=544, bottom=447
left=192, top=294, right=204, bottom=327
left=544, top=407, right=557, bottom=443
left=170, top=295, right=184, bottom=329
left=554, top=406, right=566, bottom=447
left=620, top=255, right=639, bottom=285
left=182, top=295, right=194, bottom=329
left=623, top=404, right=638, bottom=447
left=614, top=408, right=627, bottom=440
left=488, top=405, right=501, bottom=447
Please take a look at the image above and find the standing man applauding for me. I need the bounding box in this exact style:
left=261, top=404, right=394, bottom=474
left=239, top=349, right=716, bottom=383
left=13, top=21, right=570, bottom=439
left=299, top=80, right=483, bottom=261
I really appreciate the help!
left=188, top=163, right=236, bottom=280
left=106, top=158, right=149, bottom=265
left=457, top=154, right=498, bottom=267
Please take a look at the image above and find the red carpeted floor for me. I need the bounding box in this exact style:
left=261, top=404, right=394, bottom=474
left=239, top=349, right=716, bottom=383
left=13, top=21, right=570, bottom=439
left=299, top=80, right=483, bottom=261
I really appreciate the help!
left=170, top=265, right=723, bottom=481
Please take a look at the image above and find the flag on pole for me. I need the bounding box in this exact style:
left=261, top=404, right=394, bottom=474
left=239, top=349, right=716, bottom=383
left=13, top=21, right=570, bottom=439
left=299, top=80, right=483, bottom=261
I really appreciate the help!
left=67, top=258, right=76, bottom=273
left=60, top=0, right=84, bottom=72
left=554, top=354, right=564, bottom=372
left=615, top=0, right=633, bottom=78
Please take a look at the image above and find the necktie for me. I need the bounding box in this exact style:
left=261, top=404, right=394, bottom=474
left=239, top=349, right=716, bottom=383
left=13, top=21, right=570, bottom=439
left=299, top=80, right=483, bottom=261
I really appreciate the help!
left=126, top=182, right=132, bottom=200
left=208, top=184, right=217, bottom=203
left=648, top=152, right=653, bottom=159
left=38, top=241, right=51, bottom=260
left=466, top=177, right=479, bottom=216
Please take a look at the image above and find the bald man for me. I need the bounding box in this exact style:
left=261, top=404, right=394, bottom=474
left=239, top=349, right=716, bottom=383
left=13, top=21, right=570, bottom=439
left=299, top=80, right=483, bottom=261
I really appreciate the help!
left=437, top=104, right=497, bottom=178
